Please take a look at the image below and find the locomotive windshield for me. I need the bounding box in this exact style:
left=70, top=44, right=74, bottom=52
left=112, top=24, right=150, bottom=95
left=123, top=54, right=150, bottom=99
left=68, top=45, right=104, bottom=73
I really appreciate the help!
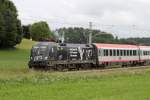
left=32, top=46, right=47, bottom=55
left=31, top=45, right=49, bottom=61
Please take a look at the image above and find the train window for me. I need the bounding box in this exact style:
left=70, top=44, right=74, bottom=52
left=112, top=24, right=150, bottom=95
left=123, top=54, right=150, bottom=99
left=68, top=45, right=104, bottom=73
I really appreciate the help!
left=133, top=50, right=136, bottom=56
left=143, top=51, right=146, bottom=55
left=146, top=51, right=148, bottom=55
left=106, top=49, right=109, bottom=56
left=130, top=50, right=132, bottom=56
left=117, top=50, right=119, bottom=56
left=113, top=50, right=116, bottom=56
left=127, top=50, right=129, bottom=56
left=99, top=49, right=101, bottom=56
left=110, top=49, right=112, bottom=56
left=120, top=50, right=123, bottom=56
left=124, top=50, right=126, bottom=56
left=147, top=51, right=149, bottom=55
left=104, top=49, right=108, bottom=56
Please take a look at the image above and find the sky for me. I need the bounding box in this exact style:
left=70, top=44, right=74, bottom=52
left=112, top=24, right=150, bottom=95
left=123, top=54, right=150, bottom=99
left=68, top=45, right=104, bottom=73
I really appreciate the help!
left=11, top=0, right=150, bottom=38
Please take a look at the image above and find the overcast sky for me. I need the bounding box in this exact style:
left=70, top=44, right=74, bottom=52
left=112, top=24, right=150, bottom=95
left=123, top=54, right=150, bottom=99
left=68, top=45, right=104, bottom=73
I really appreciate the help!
left=11, top=0, right=150, bottom=38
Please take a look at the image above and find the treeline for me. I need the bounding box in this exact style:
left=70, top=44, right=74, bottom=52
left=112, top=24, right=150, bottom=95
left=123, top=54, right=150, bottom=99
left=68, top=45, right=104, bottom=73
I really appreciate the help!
left=55, top=27, right=114, bottom=43
left=55, top=27, right=150, bottom=46
left=23, top=26, right=150, bottom=46
left=118, top=38, right=150, bottom=46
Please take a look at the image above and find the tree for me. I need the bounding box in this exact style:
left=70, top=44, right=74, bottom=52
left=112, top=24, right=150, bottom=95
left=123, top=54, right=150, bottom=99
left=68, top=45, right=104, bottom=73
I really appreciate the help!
left=30, top=21, right=53, bottom=41
left=56, top=27, right=89, bottom=43
left=22, top=25, right=31, bottom=39
left=0, top=0, right=22, bottom=48
left=92, top=32, right=115, bottom=43
left=56, top=27, right=115, bottom=43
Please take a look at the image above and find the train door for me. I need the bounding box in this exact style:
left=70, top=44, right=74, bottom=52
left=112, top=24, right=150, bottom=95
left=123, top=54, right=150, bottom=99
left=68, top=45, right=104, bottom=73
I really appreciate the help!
left=57, top=46, right=68, bottom=60
left=49, top=46, right=57, bottom=60
left=98, top=48, right=103, bottom=65
left=138, top=48, right=142, bottom=62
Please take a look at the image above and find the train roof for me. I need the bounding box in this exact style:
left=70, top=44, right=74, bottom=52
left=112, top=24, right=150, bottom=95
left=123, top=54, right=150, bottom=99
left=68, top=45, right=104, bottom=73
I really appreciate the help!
left=58, top=43, right=93, bottom=48
left=33, top=42, right=57, bottom=47
left=139, top=46, right=150, bottom=50
left=93, top=43, right=138, bottom=49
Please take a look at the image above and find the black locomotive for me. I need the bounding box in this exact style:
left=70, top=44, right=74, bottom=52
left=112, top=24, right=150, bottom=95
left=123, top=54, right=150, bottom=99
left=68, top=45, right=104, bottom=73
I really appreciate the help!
left=29, top=42, right=97, bottom=70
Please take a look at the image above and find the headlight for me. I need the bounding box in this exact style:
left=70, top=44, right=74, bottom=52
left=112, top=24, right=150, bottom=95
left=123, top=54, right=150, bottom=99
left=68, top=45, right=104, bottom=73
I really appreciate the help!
left=45, top=57, right=48, bottom=60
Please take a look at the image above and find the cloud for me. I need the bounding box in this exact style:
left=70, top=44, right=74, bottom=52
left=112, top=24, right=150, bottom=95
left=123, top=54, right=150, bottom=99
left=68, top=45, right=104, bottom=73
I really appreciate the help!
left=11, top=0, right=150, bottom=38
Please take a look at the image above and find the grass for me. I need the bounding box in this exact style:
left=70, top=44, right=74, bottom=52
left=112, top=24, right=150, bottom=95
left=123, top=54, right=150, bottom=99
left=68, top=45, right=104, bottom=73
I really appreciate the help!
left=0, top=39, right=150, bottom=100
left=0, top=39, right=35, bottom=70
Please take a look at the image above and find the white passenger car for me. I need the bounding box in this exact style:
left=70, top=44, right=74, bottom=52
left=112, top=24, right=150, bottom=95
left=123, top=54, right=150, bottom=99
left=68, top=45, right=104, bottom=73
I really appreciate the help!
left=139, top=46, right=150, bottom=63
left=94, top=43, right=140, bottom=66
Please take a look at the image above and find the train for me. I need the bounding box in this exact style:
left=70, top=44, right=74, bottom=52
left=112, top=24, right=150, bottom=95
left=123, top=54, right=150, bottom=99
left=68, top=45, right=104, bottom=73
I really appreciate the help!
left=28, top=42, right=150, bottom=71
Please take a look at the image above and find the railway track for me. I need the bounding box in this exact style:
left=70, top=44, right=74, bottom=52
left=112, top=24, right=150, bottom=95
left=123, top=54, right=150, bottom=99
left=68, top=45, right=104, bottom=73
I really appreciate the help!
left=62, top=65, right=150, bottom=75
left=98, top=65, right=150, bottom=72
left=34, top=65, right=150, bottom=73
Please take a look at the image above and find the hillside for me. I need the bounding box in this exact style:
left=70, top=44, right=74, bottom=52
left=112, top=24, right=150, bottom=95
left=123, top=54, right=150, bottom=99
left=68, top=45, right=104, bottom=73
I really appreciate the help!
left=16, top=39, right=37, bottom=49
left=0, top=39, right=36, bottom=74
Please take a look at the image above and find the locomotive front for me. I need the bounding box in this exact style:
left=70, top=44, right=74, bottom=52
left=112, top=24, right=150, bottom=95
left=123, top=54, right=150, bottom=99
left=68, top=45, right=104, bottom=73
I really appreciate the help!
left=28, top=42, right=57, bottom=68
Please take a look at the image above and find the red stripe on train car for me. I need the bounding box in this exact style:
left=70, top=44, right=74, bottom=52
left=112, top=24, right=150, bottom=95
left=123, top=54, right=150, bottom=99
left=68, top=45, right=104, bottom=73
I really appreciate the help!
left=100, top=59, right=150, bottom=63
left=100, top=60, right=139, bottom=63
left=94, top=43, right=138, bottom=49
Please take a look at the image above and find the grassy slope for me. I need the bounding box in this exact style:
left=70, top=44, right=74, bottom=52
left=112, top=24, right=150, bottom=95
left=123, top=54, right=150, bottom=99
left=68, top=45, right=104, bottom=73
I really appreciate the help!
left=0, top=39, right=36, bottom=76
left=0, top=39, right=150, bottom=100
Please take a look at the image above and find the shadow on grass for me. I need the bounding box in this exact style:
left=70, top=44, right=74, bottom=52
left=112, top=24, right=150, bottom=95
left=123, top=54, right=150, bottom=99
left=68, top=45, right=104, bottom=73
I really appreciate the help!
left=0, top=47, right=19, bottom=51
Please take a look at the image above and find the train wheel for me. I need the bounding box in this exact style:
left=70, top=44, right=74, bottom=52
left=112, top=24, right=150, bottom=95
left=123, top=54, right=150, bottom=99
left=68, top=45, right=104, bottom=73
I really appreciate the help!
left=57, top=65, right=65, bottom=71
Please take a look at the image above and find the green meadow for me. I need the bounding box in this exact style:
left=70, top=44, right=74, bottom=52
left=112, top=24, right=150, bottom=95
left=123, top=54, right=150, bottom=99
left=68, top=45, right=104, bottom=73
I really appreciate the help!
left=0, top=39, right=150, bottom=100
